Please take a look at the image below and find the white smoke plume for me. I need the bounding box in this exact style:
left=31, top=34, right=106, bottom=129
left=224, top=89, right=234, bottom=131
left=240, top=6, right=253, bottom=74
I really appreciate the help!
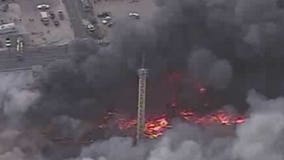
left=0, top=71, right=43, bottom=160
left=0, top=71, right=40, bottom=118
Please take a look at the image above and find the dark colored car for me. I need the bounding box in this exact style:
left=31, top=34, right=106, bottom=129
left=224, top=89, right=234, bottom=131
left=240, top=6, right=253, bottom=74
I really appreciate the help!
left=97, top=11, right=111, bottom=18
left=107, top=22, right=114, bottom=27
left=49, top=11, right=55, bottom=19
left=2, top=4, right=8, bottom=12
left=58, top=10, right=64, bottom=20
left=53, top=20, right=59, bottom=26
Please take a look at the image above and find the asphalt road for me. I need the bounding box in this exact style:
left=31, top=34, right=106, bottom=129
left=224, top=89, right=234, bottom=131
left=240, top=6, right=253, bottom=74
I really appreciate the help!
left=62, top=0, right=92, bottom=38
left=0, top=45, right=69, bottom=72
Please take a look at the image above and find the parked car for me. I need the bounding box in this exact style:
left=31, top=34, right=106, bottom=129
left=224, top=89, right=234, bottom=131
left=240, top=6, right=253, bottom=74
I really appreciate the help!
left=107, top=22, right=114, bottom=27
left=49, top=11, right=55, bottom=19
left=2, top=4, right=8, bottom=12
left=101, top=16, right=111, bottom=25
left=87, top=24, right=96, bottom=32
left=5, top=37, right=11, bottom=47
left=98, top=40, right=110, bottom=46
left=37, top=4, right=50, bottom=10
left=129, top=12, right=140, bottom=19
left=58, top=10, right=64, bottom=20
left=53, top=20, right=60, bottom=26
left=101, top=19, right=108, bottom=24
left=97, top=11, right=111, bottom=18
left=40, top=11, right=49, bottom=25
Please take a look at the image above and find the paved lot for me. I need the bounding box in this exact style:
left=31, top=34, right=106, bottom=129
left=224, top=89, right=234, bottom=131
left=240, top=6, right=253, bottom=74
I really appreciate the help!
left=0, top=2, right=24, bottom=50
left=0, top=0, right=74, bottom=50
left=63, top=0, right=95, bottom=38
left=92, top=0, right=158, bottom=39
left=17, top=0, right=74, bottom=47
left=93, top=0, right=157, bottom=20
left=63, top=0, right=158, bottom=40
left=0, top=0, right=159, bottom=71
left=0, top=45, right=69, bottom=71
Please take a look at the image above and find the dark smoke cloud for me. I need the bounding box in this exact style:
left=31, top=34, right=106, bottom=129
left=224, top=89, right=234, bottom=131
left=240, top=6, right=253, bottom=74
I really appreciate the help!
left=1, top=0, right=284, bottom=159
left=0, top=71, right=39, bottom=118
left=188, top=48, right=233, bottom=90
left=51, top=116, right=85, bottom=139
left=72, top=90, right=284, bottom=160
left=28, top=0, right=284, bottom=122
left=208, top=59, right=232, bottom=89
left=27, top=38, right=131, bottom=122
left=0, top=72, right=47, bottom=160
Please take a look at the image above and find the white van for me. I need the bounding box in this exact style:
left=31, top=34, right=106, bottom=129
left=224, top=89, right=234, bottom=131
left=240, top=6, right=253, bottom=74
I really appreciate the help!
left=40, top=12, right=49, bottom=25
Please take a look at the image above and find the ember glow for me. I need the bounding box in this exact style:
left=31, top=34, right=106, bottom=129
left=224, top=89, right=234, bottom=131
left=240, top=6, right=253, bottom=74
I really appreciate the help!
left=43, top=107, right=246, bottom=144
left=144, top=115, right=171, bottom=139
left=102, top=109, right=246, bottom=139
left=179, top=110, right=246, bottom=126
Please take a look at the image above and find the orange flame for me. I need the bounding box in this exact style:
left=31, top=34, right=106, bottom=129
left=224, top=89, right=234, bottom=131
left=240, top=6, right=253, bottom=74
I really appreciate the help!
left=103, top=109, right=246, bottom=139
left=43, top=109, right=246, bottom=144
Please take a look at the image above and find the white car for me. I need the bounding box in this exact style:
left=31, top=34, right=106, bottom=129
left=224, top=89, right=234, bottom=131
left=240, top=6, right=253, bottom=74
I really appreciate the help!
left=37, top=4, right=50, bottom=10
left=101, top=16, right=112, bottom=25
left=87, top=24, right=95, bottom=32
left=101, top=19, right=108, bottom=24
left=129, top=12, right=140, bottom=19
left=104, top=16, right=111, bottom=20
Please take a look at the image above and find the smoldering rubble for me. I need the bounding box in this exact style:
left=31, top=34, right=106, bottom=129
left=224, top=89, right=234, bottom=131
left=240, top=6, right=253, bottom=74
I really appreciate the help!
left=0, top=0, right=284, bottom=159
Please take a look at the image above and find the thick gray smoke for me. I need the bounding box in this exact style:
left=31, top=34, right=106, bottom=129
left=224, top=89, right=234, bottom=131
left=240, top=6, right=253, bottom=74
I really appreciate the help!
left=0, top=71, right=40, bottom=120
left=188, top=48, right=233, bottom=89
left=1, top=0, right=284, bottom=159
left=50, top=116, right=85, bottom=139
left=0, top=71, right=44, bottom=160
left=71, top=90, right=284, bottom=160
left=26, top=0, right=284, bottom=122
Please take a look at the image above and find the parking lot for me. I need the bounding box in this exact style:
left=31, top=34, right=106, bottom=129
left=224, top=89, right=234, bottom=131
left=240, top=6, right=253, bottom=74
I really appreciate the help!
left=93, top=0, right=157, bottom=20
left=91, top=0, right=158, bottom=39
left=17, top=0, right=74, bottom=47
left=0, top=0, right=74, bottom=51
left=0, top=0, right=158, bottom=51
